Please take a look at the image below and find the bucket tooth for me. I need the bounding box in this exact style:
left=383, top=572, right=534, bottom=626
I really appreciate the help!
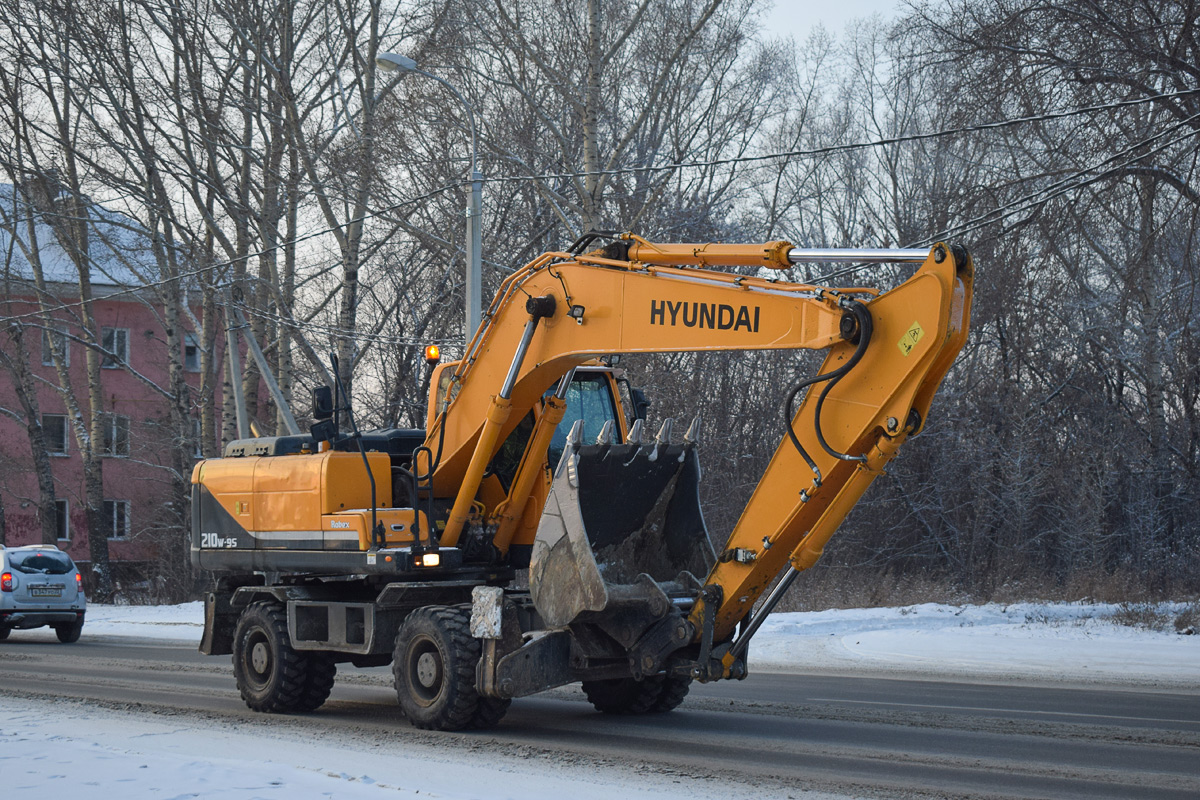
left=648, top=418, right=673, bottom=462
left=595, top=420, right=614, bottom=445
left=565, top=418, right=584, bottom=448
left=684, top=416, right=701, bottom=445
left=627, top=419, right=644, bottom=445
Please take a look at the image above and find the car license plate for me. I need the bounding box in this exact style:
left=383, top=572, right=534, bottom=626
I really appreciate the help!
left=30, top=585, right=62, bottom=597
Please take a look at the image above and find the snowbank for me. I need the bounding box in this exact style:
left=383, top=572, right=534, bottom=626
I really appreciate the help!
left=751, top=601, right=1199, bottom=685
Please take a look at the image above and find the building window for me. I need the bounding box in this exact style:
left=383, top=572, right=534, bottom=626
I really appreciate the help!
left=41, top=325, right=69, bottom=366
left=53, top=499, right=69, bottom=541
left=102, top=413, right=130, bottom=456
left=101, top=327, right=129, bottom=368
left=102, top=500, right=130, bottom=539
left=184, top=333, right=200, bottom=372
left=43, top=414, right=69, bottom=455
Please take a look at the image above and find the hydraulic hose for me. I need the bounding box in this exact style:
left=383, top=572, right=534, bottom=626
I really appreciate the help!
left=783, top=300, right=874, bottom=482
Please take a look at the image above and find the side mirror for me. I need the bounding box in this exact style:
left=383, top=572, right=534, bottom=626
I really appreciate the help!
left=630, top=388, right=650, bottom=421
left=312, top=386, right=334, bottom=420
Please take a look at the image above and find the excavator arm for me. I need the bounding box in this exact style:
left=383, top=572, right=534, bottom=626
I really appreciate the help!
left=424, top=235, right=973, bottom=680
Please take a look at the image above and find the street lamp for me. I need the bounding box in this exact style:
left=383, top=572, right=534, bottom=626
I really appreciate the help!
left=375, top=52, right=482, bottom=347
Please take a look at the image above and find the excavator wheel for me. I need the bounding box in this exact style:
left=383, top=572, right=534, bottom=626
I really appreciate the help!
left=294, top=654, right=338, bottom=712
left=393, top=605, right=509, bottom=731
left=233, top=600, right=334, bottom=713
left=581, top=673, right=692, bottom=715
left=470, top=696, right=513, bottom=729
left=650, top=673, right=692, bottom=712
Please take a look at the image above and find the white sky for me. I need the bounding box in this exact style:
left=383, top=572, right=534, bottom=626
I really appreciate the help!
left=764, top=0, right=902, bottom=40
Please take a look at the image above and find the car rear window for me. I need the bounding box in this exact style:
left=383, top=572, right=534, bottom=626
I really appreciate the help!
left=9, top=550, right=75, bottom=575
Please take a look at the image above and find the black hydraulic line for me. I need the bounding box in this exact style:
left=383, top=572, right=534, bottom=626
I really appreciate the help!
left=566, top=229, right=622, bottom=255
left=783, top=301, right=875, bottom=481
left=783, top=381, right=825, bottom=485
left=813, top=302, right=874, bottom=463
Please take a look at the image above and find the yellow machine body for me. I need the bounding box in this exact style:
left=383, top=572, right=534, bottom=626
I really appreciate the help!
left=192, top=451, right=427, bottom=552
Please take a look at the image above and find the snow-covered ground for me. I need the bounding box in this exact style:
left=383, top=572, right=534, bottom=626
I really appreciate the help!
left=752, top=601, right=1199, bottom=686
left=3, top=601, right=1196, bottom=799
left=2, top=695, right=769, bottom=800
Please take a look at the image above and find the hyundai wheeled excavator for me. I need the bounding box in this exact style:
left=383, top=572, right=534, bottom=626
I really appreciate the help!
left=192, top=234, right=973, bottom=730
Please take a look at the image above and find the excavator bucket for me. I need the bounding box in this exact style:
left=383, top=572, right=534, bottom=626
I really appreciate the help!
left=530, top=419, right=716, bottom=628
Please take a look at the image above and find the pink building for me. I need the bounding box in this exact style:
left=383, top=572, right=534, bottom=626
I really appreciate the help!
left=0, top=184, right=211, bottom=588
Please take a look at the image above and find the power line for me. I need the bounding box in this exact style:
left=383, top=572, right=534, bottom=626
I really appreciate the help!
left=479, top=88, right=1200, bottom=186
left=2, top=89, right=1197, bottom=328
left=0, top=180, right=464, bottom=327
left=232, top=301, right=459, bottom=348
left=924, top=114, right=1200, bottom=244
left=807, top=114, right=1200, bottom=284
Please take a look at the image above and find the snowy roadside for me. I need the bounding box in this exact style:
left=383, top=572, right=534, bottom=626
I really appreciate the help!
left=10, top=599, right=1197, bottom=687
left=750, top=601, right=1199, bottom=688
left=1, top=694, right=851, bottom=800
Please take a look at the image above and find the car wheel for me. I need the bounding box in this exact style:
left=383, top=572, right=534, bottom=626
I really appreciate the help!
left=393, top=605, right=505, bottom=731
left=232, top=600, right=319, bottom=713
left=55, top=620, right=83, bottom=643
left=0, top=625, right=10, bottom=642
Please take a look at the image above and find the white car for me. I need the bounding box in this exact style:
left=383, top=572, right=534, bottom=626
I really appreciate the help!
left=0, top=544, right=86, bottom=643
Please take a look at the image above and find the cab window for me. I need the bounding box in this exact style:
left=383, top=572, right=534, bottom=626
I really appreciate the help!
left=547, top=373, right=619, bottom=468
left=491, top=372, right=622, bottom=490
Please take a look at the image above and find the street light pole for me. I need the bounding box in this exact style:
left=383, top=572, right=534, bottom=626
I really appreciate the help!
left=375, top=52, right=482, bottom=347
left=466, top=168, right=482, bottom=343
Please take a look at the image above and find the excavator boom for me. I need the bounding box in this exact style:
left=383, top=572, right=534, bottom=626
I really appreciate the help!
left=425, top=235, right=973, bottom=679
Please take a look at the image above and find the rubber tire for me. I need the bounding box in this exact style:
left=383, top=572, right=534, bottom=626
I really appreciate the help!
left=470, top=696, right=513, bottom=729
left=0, top=625, right=9, bottom=641
left=233, top=600, right=332, bottom=713
left=55, top=620, right=83, bottom=643
left=582, top=673, right=692, bottom=714
left=295, top=655, right=338, bottom=713
left=650, top=673, right=692, bottom=712
left=393, top=605, right=508, bottom=731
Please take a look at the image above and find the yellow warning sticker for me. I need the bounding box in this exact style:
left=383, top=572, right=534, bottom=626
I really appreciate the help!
left=898, top=321, right=924, bottom=356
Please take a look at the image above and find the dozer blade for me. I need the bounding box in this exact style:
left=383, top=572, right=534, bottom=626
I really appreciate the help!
left=530, top=420, right=716, bottom=628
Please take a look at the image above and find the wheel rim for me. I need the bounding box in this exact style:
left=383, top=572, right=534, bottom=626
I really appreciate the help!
left=406, top=634, right=444, bottom=707
left=244, top=630, right=272, bottom=688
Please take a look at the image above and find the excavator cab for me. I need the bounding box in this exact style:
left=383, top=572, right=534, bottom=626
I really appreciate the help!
left=428, top=360, right=628, bottom=456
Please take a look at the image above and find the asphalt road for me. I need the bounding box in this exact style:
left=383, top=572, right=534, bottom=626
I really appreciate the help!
left=1, top=635, right=1197, bottom=799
